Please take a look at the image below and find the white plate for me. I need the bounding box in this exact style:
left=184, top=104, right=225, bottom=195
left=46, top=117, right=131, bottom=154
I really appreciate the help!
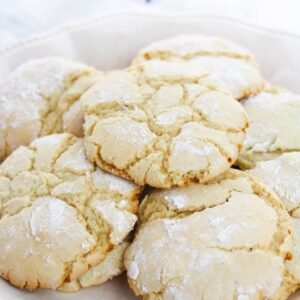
left=0, top=13, right=300, bottom=300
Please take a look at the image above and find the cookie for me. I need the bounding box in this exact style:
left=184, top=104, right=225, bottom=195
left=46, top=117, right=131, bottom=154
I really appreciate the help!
left=133, top=35, right=264, bottom=100
left=125, top=169, right=296, bottom=300
left=0, top=57, right=101, bottom=161
left=61, top=242, right=129, bottom=292
left=237, top=87, right=300, bottom=169
left=0, top=133, right=142, bottom=290
left=288, top=218, right=300, bottom=286
left=248, top=152, right=300, bottom=214
left=81, top=61, right=248, bottom=188
left=248, top=152, right=300, bottom=283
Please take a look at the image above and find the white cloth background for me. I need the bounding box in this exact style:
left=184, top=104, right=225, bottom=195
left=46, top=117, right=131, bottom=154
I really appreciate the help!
left=1, top=0, right=300, bottom=49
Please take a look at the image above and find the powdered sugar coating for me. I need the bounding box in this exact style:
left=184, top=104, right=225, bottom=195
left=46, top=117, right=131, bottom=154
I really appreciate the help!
left=61, top=242, right=129, bottom=291
left=248, top=152, right=300, bottom=214
left=125, top=169, right=295, bottom=300
left=0, top=133, right=142, bottom=290
left=133, top=35, right=264, bottom=99
left=238, top=88, right=300, bottom=169
left=0, top=57, right=98, bottom=160
left=135, top=35, right=255, bottom=60
left=155, top=106, right=193, bottom=128
left=91, top=199, right=137, bottom=245
left=82, top=61, right=248, bottom=188
left=247, top=153, right=300, bottom=283
left=91, top=169, right=137, bottom=196
left=287, top=218, right=300, bottom=283
left=0, top=197, right=95, bottom=289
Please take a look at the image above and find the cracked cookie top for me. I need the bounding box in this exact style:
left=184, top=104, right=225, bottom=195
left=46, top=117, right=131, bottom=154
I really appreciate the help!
left=287, top=218, right=300, bottom=287
left=81, top=61, right=248, bottom=188
left=248, top=152, right=300, bottom=215
left=0, top=133, right=142, bottom=290
left=237, top=87, right=300, bottom=169
left=247, top=152, right=300, bottom=284
left=125, top=169, right=295, bottom=300
left=0, top=57, right=101, bottom=161
left=132, top=35, right=265, bottom=100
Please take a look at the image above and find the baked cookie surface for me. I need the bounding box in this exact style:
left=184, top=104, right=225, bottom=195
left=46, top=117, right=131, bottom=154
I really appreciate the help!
left=125, top=169, right=296, bottom=300
left=289, top=218, right=300, bottom=286
left=133, top=35, right=264, bottom=100
left=238, top=88, right=300, bottom=169
left=248, top=152, right=300, bottom=283
left=61, top=242, right=129, bottom=292
left=248, top=152, right=300, bottom=214
left=0, top=133, right=142, bottom=290
left=0, top=57, right=100, bottom=161
left=81, top=61, right=248, bottom=188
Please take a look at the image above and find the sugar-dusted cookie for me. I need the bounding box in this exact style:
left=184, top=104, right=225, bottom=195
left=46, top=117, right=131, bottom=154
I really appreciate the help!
left=248, top=152, right=300, bottom=283
left=0, top=133, right=142, bottom=290
left=0, top=57, right=101, bottom=161
left=248, top=152, right=300, bottom=215
left=133, top=35, right=264, bottom=100
left=238, top=87, right=300, bottom=169
left=289, top=218, right=300, bottom=287
left=81, top=61, right=248, bottom=188
left=125, top=169, right=296, bottom=300
left=61, top=242, right=129, bottom=292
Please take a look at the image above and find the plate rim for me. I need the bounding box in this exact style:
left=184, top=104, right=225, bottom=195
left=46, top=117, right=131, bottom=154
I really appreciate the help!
left=1, top=12, right=300, bottom=56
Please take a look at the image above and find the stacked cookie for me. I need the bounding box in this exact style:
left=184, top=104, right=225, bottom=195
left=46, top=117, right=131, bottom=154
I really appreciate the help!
left=0, top=58, right=142, bottom=291
left=0, top=35, right=299, bottom=299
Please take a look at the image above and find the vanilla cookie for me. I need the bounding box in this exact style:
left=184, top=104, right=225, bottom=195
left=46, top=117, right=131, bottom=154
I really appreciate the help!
left=0, top=57, right=101, bottom=161
left=81, top=61, right=248, bottom=188
left=248, top=152, right=300, bottom=283
left=0, top=133, right=142, bottom=290
left=125, top=169, right=296, bottom=300
left=248, top=152, right=300, bottom=215
left=61, top=242, right=129, bottom=292
left=288, top=218, right=300, bottom=286
left=133, top=35, right=264, bottom=99
left=238, top=88, right=300, bottom=169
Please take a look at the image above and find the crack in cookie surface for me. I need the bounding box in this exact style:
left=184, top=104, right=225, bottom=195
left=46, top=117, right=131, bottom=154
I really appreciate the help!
left=247, top=152, right=300, bottom=287
left=237, top=87, right=300, bottom=170
left=0, top=57, right=101, bottom=161
left=132, top=35, right=265, bottom=100
left=0, top=133, right=142, bottom=290
left=125, top=169, right=297, bottom=300
left=81, top=61, right=248, bottom=188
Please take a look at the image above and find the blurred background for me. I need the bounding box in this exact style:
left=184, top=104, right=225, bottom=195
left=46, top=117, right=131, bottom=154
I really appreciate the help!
left=1, top=0, right=300, bottom=49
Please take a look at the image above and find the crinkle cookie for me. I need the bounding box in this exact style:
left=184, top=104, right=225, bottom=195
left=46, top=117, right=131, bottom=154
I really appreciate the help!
left=237, top=87, right=300, bottom=169
left=133, top=35, right=264, bottom=100
left=81, top=61, right=248, bottom=188
left=289, top=218, right=300, bottom=289
left=0, top=57, right=101, bottom=161
left=0, top=133, right=142, bottom=290
left=248, top=152, right=300, bottom=284
left=248, top=152, right=300, bottom=215
left=125, top=169, right=296, bottom=300
left=61, top=242, right=129, bottom=292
